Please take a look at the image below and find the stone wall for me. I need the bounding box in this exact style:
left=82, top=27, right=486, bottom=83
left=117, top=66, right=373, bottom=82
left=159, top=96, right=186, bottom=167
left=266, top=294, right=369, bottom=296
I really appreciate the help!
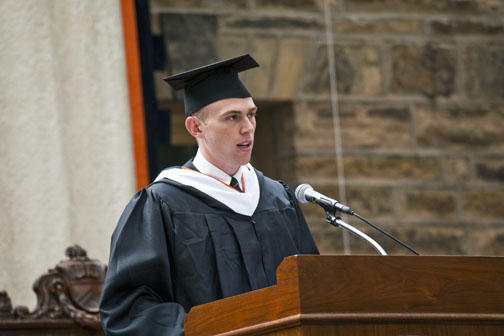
left=150, top=0, right=504, bottom=256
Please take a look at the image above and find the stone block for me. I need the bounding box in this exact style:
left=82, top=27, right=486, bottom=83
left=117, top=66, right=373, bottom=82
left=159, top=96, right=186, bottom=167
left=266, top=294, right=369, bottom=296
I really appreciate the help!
left=463, top=44, right=504, bottom=100
left=218, top=34, right=249, bottom=61
left=430, top=18, right=504, bottom=35
left=471, top=225, right=504, bottom=255
left=292, top=102, right=334, bottom=151
left=340, top=224, right=467, bottom=255
left=308, top=220, right=467, bottom=255
left=242, top=36, right=277, bottom=98
left=288, top=155, right=330, bottom=182
left=294, top=154, right=443, bottom=182
left=474, top=157, right=504, bottom=183
left=303, top=42, right=382, bottom=96
left=343, top=0, right=502, bottom=14
left=307, top=218, right=398, bottom=255
left=346, top=185, right=395, bottom=218
left=415, top=105, right=504, bottom=150
left=343, top=104, right=411, bottom=149
left=343, top=42, right=382, bottom=95
left=255, top=0, right=324, bottom=11
left=344, top=155, right=442, bottom=181
left=294, top=103, right=343, bottom=151
left=223, top=15, right=324, bottom=31
left=302, top=45, right=330, bottom=95
left=380, top=225, right=467, bottom=255
left=293, top=102, right=412, bottom=151
left=442, top=156, right=470, bottom=183
left=388, top=42, right=456, bottom=98
left=332, top=17, right=423, bottom=35
left=271, top=38, right=311, bottom=99
left=462, top=189, right=504, bottom=219
left=160, top=13, right=217, bottom=73
left=298, top=183, right=395, bottom=219
left=332, top=223, right=380, bottom=255
left=398, top=189, right=458, bottom=220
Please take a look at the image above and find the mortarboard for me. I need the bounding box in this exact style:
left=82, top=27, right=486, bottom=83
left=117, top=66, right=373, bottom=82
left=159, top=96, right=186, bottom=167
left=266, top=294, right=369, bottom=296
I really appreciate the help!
left=163, top=54, right=259, bottom=117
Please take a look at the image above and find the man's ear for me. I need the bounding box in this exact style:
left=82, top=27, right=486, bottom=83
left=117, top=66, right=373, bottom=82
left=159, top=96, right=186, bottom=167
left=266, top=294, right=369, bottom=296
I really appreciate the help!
left=185, top=116, right=202, bottom=138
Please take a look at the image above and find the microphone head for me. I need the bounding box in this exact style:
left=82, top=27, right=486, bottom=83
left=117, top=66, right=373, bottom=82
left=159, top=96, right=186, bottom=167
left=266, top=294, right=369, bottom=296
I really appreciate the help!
left=295, top=184, right=312, bottom=203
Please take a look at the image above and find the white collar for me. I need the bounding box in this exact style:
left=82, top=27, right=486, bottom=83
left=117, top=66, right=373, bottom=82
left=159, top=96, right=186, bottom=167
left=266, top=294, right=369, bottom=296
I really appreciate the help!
left=154, top=164, right=260, bottom=216
left=193, top=149, right=244, bottom=190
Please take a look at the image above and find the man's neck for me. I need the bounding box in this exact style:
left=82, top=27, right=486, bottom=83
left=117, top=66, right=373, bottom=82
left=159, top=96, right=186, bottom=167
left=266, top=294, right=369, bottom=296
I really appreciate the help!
left=193, top=149, right=241, bottom=181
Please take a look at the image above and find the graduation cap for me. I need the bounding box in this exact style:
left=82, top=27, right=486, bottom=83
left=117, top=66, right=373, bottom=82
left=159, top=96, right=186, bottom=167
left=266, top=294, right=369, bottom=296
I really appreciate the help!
left=163, top=54, right=259, bottom=117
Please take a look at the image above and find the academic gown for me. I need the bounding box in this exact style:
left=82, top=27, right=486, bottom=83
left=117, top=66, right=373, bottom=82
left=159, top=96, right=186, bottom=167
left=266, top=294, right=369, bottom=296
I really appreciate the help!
left=99, top=164, right=319, bottom=336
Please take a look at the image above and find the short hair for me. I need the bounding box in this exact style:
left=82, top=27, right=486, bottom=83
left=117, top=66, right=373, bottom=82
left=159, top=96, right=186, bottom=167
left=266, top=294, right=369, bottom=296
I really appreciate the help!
left=190, top=104, right=210, bottom=122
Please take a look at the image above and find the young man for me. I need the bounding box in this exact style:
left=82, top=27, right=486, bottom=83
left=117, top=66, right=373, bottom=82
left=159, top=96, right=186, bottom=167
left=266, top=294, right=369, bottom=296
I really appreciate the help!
left=99, top=55, right=319, bottom=336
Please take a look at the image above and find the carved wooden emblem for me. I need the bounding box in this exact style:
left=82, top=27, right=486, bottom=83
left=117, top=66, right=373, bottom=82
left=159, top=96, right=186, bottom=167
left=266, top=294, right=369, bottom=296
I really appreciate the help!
left=0, top=245, right=106, bottom=330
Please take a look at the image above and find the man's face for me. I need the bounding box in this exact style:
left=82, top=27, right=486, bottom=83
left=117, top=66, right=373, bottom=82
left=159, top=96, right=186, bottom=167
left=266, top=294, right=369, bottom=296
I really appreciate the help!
left=194, top=97, right=257, bottom=176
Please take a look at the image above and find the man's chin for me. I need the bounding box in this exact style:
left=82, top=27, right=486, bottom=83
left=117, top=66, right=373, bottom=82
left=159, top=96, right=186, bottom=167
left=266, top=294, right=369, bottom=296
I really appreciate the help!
left=238, top=155, right=252, bottom=167
left=236, top=161, right=250, bottom=168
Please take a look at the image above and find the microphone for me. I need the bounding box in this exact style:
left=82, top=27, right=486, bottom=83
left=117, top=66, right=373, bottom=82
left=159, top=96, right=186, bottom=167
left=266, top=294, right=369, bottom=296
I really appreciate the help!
left=296, top=183, right=420, bottom=256
left=295, top=184, right=353, bottom=215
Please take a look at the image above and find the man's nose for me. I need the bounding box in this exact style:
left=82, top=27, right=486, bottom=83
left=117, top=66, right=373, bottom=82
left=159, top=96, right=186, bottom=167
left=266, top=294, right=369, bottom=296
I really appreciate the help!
left=241, top=117, right=255, bottom=134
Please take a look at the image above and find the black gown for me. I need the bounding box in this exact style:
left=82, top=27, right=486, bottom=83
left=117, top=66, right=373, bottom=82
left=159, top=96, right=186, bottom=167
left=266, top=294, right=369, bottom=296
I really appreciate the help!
left=99, top=164, right=319, bottom=336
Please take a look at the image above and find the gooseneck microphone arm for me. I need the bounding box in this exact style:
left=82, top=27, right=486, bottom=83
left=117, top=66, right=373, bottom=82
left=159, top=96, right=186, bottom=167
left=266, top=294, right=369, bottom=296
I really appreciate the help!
left=325, top=211, right=387, bottom=256
left=296, top=183, right=420, bottom=256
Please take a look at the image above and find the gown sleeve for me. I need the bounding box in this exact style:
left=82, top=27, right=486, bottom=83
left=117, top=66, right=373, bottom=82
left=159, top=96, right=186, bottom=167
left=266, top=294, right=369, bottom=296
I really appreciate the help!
left=99, top=188, right=186, bottom=336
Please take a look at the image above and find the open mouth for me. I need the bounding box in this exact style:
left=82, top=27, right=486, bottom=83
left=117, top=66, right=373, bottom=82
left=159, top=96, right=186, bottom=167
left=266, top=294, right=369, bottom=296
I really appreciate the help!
left=237, top=141, right=252, bottom=148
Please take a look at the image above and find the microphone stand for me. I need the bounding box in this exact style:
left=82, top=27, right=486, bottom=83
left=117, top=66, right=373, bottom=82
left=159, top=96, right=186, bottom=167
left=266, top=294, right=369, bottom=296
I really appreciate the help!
left=325, top=210, right=387, bottom=256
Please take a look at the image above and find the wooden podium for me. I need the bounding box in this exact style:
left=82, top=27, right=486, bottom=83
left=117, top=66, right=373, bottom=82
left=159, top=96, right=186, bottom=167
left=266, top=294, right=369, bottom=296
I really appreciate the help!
left=184, top=255, right=504, bottom=335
